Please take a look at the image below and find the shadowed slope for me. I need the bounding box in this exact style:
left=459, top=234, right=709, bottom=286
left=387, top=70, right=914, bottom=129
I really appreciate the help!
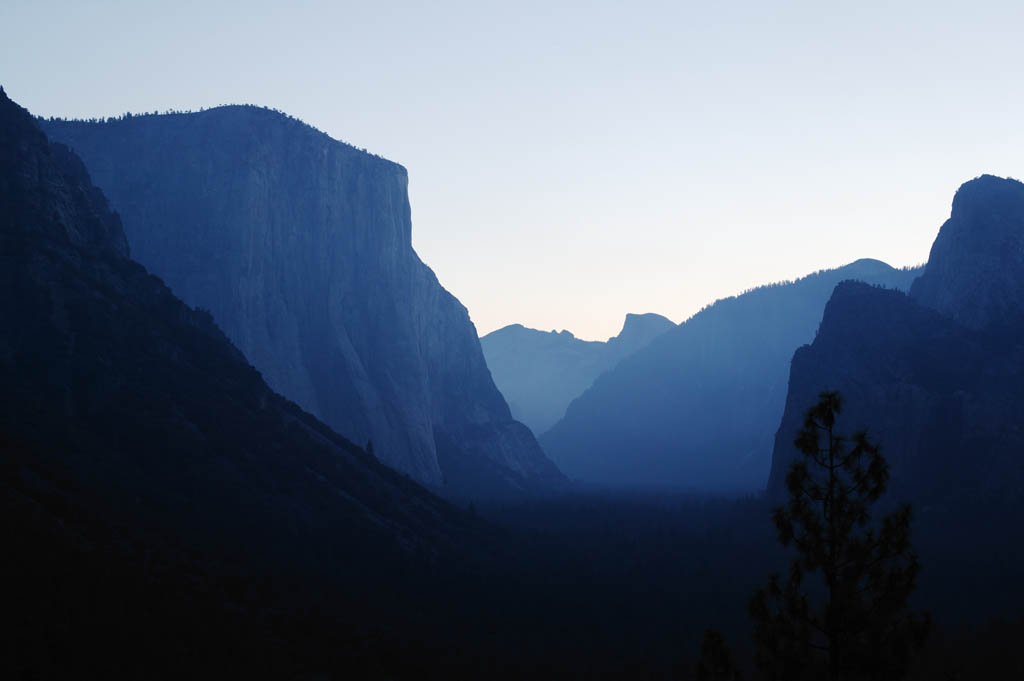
left=770, top=176, right=1024, bottom=502
left=542, top=260, right=919, bottom=492
left=1, top=85, right=489, bottom=594
left=43, top=108, right=563, bottom=498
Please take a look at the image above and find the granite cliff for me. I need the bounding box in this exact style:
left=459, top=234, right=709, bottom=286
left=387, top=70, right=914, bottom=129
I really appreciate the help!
left=480, top=312, right=674, bottom=435
left=541, top=259, right=920, bottom=491
left=767, top=281, right=1024, bottom=502
left=43, top=109, right=562, bottom=498
left=910, top=174, right=1024, bottom=329
left=1, top=87, right=558, bottom=677
left=769, top=176, right=1024, bottom=502
left=0, top=83, right=488, bottom=583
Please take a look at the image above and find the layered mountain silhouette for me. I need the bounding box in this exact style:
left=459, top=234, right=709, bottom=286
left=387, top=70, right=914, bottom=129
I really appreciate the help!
left=42, top=109, right=562, bottom=499
left=9, top=80, right=1024, bottom=676
left=1, top=89, right=516, bottom=675
left=770, top=175, right=1024, bottom=503
left=481, top=313, right=674, bottom=435
left=0, top=85, right=485, bottom=580
left=541, top=260, right=920, bottom=491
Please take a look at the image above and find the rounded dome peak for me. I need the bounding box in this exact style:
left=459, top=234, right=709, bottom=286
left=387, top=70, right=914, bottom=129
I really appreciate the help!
left=911, top=175, right=1024, bottom=329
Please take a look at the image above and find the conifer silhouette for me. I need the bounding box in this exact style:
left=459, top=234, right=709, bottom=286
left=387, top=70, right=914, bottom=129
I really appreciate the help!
left=749, top=391, right=929, bottom=680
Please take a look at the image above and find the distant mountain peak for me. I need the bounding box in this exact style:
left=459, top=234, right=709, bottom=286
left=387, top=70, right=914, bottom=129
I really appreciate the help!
left=947, top=174, right=1024, bottom=238
left=845, top=257, right=897, bottom=273
left=540, top=259, right=921, bottom=491
left=611, top=312, right=675, bottom=345
left=911, top=174, right=1024, bottom=329
left=952, top=173, right=1023, bottom=206
left=480, top=311, right=673, bottom=436
left=770, top=176, right=1024, bottom=503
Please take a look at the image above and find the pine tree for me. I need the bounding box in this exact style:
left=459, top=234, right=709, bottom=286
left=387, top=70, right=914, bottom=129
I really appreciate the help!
left=749, top=391, right=928, bottom=680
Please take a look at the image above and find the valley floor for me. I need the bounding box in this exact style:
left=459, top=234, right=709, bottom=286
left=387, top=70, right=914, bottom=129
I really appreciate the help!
left=5, top=473, right=1022, bottom=680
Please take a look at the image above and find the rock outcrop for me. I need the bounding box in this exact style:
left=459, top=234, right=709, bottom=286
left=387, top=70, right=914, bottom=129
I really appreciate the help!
left=480, top=312, right=674, bottom=434
left=43, top=109, right=562, bottom=498
left=540, top=260, right=920, bottom=491
left=769, top=176, right=1024, bottom=502
left=910, top=174, right=1024, bottom=329
left=1, top=86, right=480, bottom=573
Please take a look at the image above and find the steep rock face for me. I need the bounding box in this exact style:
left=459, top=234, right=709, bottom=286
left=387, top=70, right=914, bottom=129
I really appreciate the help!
left=605, top=312, right=677, bottom=357
left=767, top=282, right=1024, bottom=503
left=480, top=312, right=674, bottom=434
left=43, top=109, right=562, bottom=497
left=541, top=260, right=920, bottom=491
left=0, top=87, right=481, bottom=575
left=911, top=175, right=1024, bottom=329
left=769, top=176, right=1024, bottom=502
left=0, top=101, right=128, bottom=257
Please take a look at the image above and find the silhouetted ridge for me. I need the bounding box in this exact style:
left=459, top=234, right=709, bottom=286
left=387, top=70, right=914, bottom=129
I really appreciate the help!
left=608, top=312, right=677, bottom=351
left=771, top=175, right=1024, bottom=503
left=40, top=102, right=390, bottom=160
left=1, top=85, right=485, bottom=578
left=540, top=260, right=920, bottom=491
left=770, top=281, right=1024, bottom=503
left=480, top=312, right=674, bottom=435
left=0, top=91, right=128, bottom=256
left=911, top=174, right=1024, bottom=329
left=2, top=88, right=556, bottom=678
left=43, top=108, right=563, bottom=499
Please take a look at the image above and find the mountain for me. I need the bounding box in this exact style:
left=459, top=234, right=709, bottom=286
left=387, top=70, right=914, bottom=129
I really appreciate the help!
left=769, top=175, right=1024, bottom=502
left=910, top=174, right=1024, bottom=330
left=42, top=109, right=562, bottom=499
left=480, top=312, right=674, bottom=435
left=540, top=259, right=921, bottom=492
left=1, top=86, right=510, bottom=676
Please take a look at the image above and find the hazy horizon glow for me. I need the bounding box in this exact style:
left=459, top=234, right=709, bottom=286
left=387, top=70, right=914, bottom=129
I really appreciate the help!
left=3, top=0, right=1022, bottom=340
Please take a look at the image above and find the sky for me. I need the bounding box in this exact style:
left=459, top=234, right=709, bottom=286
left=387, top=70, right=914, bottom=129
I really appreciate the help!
left=3, top=1, right=1023, bottom=340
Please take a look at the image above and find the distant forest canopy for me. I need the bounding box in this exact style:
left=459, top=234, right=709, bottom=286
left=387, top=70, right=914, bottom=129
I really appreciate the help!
left=37, top=103, right=385, bottom=160
left=688, top=260, right=925, bottom=324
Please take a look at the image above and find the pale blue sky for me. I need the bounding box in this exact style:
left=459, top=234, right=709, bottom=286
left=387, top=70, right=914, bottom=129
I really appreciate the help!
left=3, top=1, right=1022, bottom=339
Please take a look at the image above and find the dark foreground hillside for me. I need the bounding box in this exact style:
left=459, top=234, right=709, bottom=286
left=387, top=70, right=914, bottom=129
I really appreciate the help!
left=0, top=84, right=513, bottom=678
